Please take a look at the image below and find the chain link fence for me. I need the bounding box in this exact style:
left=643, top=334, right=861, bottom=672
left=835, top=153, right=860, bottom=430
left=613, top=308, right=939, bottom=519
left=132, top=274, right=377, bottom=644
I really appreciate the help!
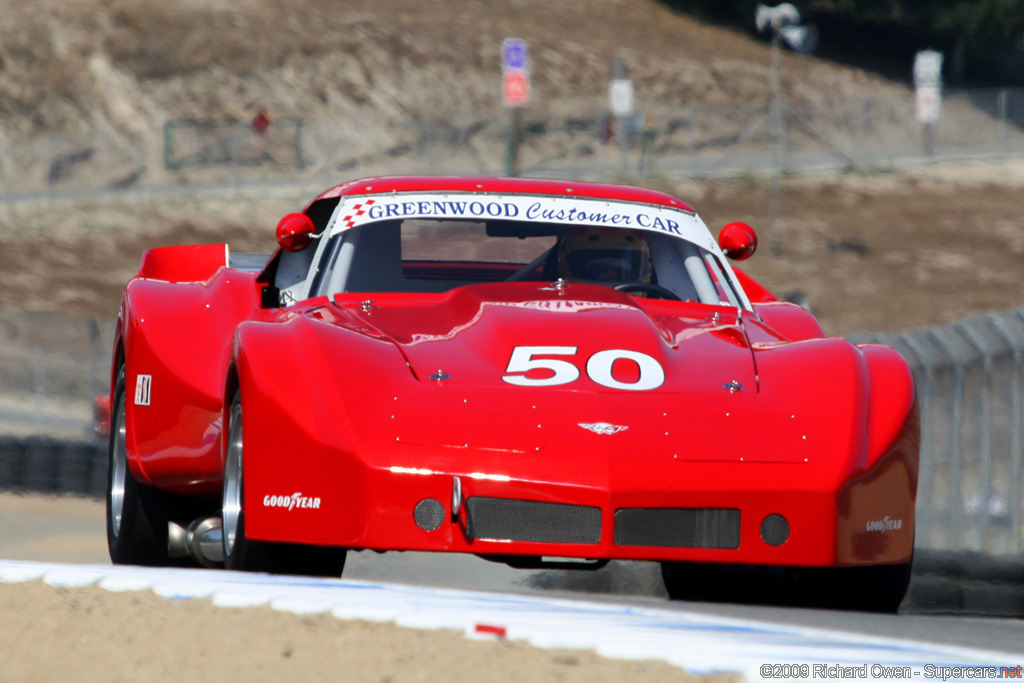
left=0, top=311, right=113, bottom=442
left=3, top=88, right=1024, bottom=201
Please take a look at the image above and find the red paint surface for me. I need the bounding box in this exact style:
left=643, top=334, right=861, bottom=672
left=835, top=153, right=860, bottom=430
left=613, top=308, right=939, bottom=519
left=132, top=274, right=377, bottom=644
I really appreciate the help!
left=111, top=178, right=918, bottom=569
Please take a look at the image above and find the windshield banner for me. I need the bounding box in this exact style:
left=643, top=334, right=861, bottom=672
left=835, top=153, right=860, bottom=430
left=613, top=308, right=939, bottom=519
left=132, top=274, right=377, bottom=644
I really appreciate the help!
left=329, top=192, right=715, bottom=249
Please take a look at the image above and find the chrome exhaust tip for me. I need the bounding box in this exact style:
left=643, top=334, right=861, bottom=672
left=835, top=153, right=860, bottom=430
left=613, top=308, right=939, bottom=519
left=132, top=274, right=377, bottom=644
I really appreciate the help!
left=168, top=517, right=224, bottom=568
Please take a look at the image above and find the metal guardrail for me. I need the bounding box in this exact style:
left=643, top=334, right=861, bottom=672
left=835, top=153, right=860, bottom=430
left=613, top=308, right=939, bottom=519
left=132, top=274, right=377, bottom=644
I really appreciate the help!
left=852, top=306, right=1024, bottom=555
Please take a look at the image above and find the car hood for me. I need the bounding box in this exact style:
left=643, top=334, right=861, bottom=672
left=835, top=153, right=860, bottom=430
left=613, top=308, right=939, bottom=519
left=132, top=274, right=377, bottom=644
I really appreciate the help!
left=324, top=282, right=756, bottom=395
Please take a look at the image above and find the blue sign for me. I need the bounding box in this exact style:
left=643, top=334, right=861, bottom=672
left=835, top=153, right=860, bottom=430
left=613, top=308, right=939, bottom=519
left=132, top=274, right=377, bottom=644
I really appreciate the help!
left=502, top=38, right=528, bottom=73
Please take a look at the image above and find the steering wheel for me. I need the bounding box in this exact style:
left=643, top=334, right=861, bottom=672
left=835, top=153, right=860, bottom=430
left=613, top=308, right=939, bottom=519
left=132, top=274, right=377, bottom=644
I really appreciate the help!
left=614, top=282, right=681, bottom=300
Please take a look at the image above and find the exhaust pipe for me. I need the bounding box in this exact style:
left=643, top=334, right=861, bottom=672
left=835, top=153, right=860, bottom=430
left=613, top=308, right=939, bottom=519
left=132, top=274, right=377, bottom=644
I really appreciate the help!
left=168, top=517, right=224, bottom=568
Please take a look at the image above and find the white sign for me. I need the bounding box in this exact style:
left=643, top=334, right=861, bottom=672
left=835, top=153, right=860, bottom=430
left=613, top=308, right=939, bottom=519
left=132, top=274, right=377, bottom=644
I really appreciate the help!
left=913, top=51, right=943, bottom=124
left=609, top=79, right=634, bottom=117
left=913, top=50, right=943, bottom=90
left=915, top=86, right=942, bottom=124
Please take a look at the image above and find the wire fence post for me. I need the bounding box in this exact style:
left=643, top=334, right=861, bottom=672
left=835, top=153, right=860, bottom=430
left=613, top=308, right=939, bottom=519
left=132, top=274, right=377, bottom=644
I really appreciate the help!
left=684, top=105, right=696, bottom=175
left=991, top=312, right=1024, bottom=550
left=32, top=345, right=45, bottom=433
left=998, top=89, right=1009, bottom=156
left=957, top=320, right=995, bottom=551
left=929, top=328, right=966, bottom=548
left=856, top=98, right=868, bottom=167
left=231, top=122, right=241, bottom=195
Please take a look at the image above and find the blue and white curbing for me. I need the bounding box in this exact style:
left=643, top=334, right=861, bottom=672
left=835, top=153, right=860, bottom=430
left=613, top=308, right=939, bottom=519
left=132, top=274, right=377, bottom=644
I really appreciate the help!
left=0, top=559, right=1017, bottom=681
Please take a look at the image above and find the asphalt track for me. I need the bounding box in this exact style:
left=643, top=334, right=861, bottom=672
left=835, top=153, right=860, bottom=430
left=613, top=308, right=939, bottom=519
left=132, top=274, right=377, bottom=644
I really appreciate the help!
left=2, top=493, right=1023, bottom=679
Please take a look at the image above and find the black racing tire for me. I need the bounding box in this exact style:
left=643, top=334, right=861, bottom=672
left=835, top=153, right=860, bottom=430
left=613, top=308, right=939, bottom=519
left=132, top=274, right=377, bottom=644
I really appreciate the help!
left=786, top=557, right=913, bottom=613
left=106, top=365, right=175, bottom=565
left=614, top=282, right=681, bottom=300
left=222, top=390, right=347, bottom=577
left=661, top=562, right=735, bottom=602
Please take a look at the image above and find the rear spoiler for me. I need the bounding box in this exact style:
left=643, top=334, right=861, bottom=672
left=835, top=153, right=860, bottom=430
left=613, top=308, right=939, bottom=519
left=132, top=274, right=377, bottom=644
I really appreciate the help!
left=137, top=245, right=271, bottom=283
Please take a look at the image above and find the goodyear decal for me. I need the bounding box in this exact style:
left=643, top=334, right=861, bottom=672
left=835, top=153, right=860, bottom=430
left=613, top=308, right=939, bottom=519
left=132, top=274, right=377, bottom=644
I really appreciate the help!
left=264, top=493, right=321, bottom=511
left=330, top=193, right=715, bottom=249
left=865, top=516, right=904, bottom=533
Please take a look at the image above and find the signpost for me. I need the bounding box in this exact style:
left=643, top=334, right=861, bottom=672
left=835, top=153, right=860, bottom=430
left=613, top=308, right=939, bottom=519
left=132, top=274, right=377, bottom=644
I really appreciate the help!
left=608, top=79, right=634, bottom=118
left=609, top=58, right=633, bottom=171
left=502, top=38, right=530, bottom=176
left=502, top=38, right=531, bottom=108
left=914, top=50, right=943, bottom=157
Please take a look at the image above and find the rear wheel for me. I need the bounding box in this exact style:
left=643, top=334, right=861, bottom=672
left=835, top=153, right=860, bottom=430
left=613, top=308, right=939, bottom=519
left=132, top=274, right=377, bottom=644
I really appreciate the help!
left=106, top=366, right=175, bottom=565
left=222, top=391, right=346, bottom=577
left=662, top=558, right=911, bottom=611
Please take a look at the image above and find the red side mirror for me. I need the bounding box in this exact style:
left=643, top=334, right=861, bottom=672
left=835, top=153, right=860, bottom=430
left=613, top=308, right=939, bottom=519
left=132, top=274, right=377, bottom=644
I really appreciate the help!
left=718, top=222, right=758, bottom=261
left=276, top=213, right=315, bottom=252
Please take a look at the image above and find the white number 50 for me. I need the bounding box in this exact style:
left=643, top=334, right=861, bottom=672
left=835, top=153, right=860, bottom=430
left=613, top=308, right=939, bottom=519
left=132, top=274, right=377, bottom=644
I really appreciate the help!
left=502, top=346, right=665, bottom=391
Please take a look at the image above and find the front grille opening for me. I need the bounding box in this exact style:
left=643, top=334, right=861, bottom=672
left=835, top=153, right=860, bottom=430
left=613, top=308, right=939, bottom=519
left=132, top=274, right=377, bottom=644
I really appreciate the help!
left=465, top=497, right=602, bottom=544
left=614, top=507, right=741, bottom=549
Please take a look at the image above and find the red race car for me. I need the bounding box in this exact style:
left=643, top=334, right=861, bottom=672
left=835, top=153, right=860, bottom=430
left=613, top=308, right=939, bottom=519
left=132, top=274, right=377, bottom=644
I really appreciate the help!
left=107, top=176, right=918, bottom=611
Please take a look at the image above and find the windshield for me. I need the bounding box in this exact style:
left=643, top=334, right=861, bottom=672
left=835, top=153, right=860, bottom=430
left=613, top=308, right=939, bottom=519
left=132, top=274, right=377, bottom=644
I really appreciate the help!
left=306, top=193, right=750, bottom=309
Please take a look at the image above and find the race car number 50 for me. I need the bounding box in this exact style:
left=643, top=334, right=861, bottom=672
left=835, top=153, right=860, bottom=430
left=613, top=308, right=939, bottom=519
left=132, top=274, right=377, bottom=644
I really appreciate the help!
left=502, top=346, right=665, bottom=390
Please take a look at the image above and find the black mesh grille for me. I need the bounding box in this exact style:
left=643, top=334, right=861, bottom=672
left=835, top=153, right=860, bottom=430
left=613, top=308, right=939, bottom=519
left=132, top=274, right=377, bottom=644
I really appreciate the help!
left=614, top=508, right=741, bottom=549
left=464, top=497, right=602, bottom=544
left=413, top=498, right=445, bottom=531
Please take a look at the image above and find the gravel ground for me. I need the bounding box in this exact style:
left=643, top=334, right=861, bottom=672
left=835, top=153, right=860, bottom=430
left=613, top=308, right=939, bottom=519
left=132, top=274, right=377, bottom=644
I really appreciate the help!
left=0, top=493, right=735, bottom=682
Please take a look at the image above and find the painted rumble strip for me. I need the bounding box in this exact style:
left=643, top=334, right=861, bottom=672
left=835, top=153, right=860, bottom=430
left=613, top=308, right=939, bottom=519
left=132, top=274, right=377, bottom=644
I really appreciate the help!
left=0, top=560, right=1017, bottom=681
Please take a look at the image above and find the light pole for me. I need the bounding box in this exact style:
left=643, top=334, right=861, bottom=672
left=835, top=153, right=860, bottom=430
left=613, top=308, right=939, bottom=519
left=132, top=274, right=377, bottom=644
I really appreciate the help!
left=755, top=3, right=817, bottom=256
left=768, top=30, right=783, bottom=257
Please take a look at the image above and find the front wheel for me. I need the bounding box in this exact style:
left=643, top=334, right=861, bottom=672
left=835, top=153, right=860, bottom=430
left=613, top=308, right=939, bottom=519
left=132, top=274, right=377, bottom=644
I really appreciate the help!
left=106, top=366, right=175, bottom=565
left=222, top=391, right=347, bottom=577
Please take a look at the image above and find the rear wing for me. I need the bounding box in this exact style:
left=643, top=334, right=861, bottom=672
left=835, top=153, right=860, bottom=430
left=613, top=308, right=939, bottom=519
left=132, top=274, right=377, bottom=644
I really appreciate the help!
left=137, top=244, right=270, bottom=283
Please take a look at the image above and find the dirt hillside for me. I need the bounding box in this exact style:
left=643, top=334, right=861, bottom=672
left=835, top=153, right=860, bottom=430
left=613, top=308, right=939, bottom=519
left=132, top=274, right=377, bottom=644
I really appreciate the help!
left=0, top=0, right=1019, bottom=335
left=2, top=158, right=1022, bottom=338
left=0, top=0, right=900, bottom=141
